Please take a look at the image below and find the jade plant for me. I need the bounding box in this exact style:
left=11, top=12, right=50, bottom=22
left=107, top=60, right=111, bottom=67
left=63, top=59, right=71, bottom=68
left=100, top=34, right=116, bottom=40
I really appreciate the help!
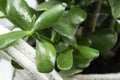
left=0, top=0, right=119, bottom=75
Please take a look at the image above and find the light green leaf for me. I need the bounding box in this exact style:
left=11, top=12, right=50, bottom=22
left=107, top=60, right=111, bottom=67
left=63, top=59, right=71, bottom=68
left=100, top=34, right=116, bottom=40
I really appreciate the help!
left=6, top=0, right=33, bottom=30
left=36, top=1, right=61, bottom=11
left=0, top=31, right=30, bottom=50
left=69, top=6, right=87, bottom=25
left=87, top=29, right=117, bottom=52
left=36, top=39, right=56, bottom=73
left=108, top=0, right=120, bottom=18
left=0, top=0, right=7, bottom=14
left=57, top=49, right=73, bottom=70
left=76, top=46, right=99, bottom=59
left=33, top=3, right=66, bottom=30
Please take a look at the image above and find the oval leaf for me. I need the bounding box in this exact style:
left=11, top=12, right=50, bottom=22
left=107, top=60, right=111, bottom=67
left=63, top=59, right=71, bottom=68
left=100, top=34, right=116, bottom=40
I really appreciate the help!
left=33, top=3, right=66, bottom=30
left=0, top=31, right=30, bottom=50
left=87, top=29, right=117, bottom=52
left=6, top=0, right=33, bottom=30
left=36, top=1, right=61, bottom=11
left=108, top=0, right=120, bottom=18
left=68, top=6, right=87, bottom=25
left=57, top=49, right=73, bottom=70
left=36, top=39, right=56, bottom=73
left=76, top=46, right=99, bottom=59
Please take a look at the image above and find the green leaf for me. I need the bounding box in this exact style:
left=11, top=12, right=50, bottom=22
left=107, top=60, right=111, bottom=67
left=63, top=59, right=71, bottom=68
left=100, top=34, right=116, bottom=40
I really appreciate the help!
left=36, top=39, right=56, bottom=73
left=57, top=49, right=73, bottom=70
left=0, top=0, right=7, bottom=14
left=0, top=31, right=30, bottom=50
left=73, top=51, right=91, bottom=68
left=36, top=1, right=61, bottom=11
left=33, top=3, right=66, bottom=30
left=62, top=35, right=77, bottom=46
left=55, top=42, right=69, bottom=53
left=108, top=0, right=120, bottom=18
left=87, top=29, right=117, bottom=52
left=76, top=46, right=99, bottom=59
left=77, top=37, right=92, bottom=46
left=68, top=6, right=87, bottom=25
left=11, top=60, right=24, bottom=69
left=6, top=0, right=33, bottom=30
left=54, top=12, right=78, bottom=36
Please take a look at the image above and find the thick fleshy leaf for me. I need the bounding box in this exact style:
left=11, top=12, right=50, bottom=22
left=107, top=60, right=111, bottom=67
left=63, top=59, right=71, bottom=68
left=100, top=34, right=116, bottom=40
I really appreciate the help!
left=108, top=0, right=120, bottom=18
left=0, top=31, right=30, bottom=50
left=36, top=39, right=56, bottom=73
left=68, top=6, right=87, bottom=25
left=6, top=0, right=33, bottom=30
left=0, top=0, right=7, bottom=14
left=87, top=29, right=117, bottom=52
left=11, top=60, right=23, bottom=69
left=77, top=37, right=92, bottom=46
left=55, top=42, right=69, bottom=53
left=57, top=49, right=73, bottom=70
left=54, top=12, right=78, bottom=36
left=36, top=1, right=61, bottom=11
left=33, top=3, right=66, bottom=30
left=76, top=46, right=99, bottom=59
left=62, top=35, right=77, bottom=46
left=73, top=52, right=91, bottom=68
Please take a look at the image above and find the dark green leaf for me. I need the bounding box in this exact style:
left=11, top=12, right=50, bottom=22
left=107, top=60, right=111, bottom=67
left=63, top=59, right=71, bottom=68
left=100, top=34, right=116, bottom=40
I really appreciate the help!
left=57, top=49, right=73, bottom=70
left=33, top=3, right=66, bottom=30
left=79, top=0, right=97, bottom=6
left=68, top=6, right=87, bottom=25
left=54, top=12, right=78, bottom=36
left=88, top=29, right=117, bottom=52
left=55, top=42, right=69, bottom=53
left=36, top=39, right=56, bottom=73
left=77, top=37, right=92, bottom=46
left=0, top=0, right=7, bottom=14
left=0, top=31, right=30, bottom=50
left=36, top=1, right=61, bottom=11
left=6, top=0, right=33, bottom=30
left=76, top=46, right=99, bottom=59
left=11, top=60, right=24, bottom=69
left=73, top=52, right=91, bottom=68
left=108, top=0, right=120, bottom=18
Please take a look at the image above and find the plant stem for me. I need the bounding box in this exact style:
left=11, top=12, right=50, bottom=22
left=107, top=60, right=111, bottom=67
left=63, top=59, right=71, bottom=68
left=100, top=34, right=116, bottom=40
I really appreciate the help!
left=86, top=0, right=103, bottom=32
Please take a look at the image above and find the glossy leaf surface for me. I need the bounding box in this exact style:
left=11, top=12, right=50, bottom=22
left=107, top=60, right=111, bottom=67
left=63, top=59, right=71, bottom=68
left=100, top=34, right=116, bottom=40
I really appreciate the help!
left=0, top=31, right=30, bottom=50
left=68, top=6, right=87, bottom=25
left=36, top=39, right=56, bottom=73
left=0, top=0, right=7, bottom=14
left=33, top=3, right=66, bottom=30
left=108, top=0, right=120, bottom=18
left=76, top=46, right=99, bottom=59
left=57, top=49, right=73, bottom=70
left=36, top=1, right=61, bottom=11
left=88, top=29, right=117, bottom=52
left=6, top=0, right=32, bottom=30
